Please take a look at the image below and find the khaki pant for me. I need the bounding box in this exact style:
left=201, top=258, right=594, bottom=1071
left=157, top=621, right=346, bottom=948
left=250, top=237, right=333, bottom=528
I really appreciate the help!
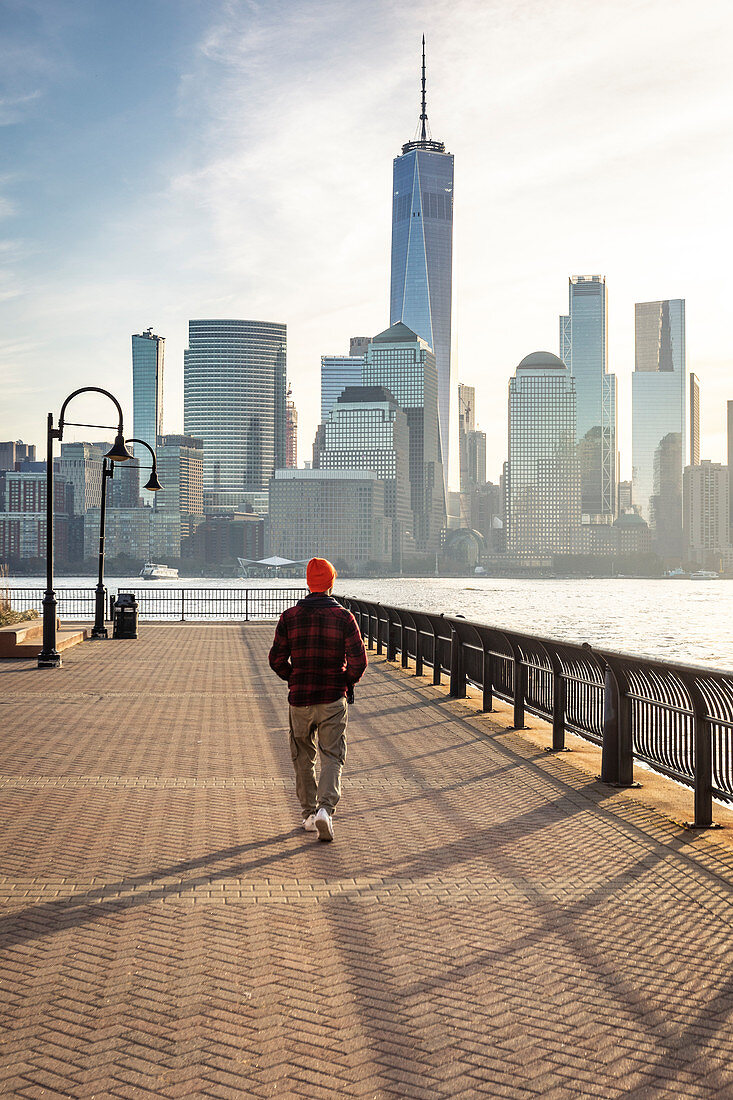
left=289, top=697, right=348, bottom=815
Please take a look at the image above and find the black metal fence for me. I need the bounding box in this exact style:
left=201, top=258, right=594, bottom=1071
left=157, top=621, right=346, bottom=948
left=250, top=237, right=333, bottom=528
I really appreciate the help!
left=6, top=587, right=307, bottom=622
left=7, top=588, right=97, bottom=619
left=338, top=597, right=733, bottom=828
left=114, top=588, right=308, bottom=621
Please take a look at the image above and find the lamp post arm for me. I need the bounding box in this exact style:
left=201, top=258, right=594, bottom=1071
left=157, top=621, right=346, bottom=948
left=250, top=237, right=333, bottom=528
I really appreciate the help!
left=58, top=387, right=124, bottom=441
left=125, top=437, right=157, bottom=465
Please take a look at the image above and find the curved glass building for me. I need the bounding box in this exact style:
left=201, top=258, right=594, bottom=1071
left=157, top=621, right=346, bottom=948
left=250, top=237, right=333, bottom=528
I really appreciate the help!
left=184, top=320, right=286, bottom=496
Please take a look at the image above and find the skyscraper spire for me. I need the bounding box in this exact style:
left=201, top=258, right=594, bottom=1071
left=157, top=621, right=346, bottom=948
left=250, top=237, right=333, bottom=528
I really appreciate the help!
left=420, top=34, right=428, bottom=142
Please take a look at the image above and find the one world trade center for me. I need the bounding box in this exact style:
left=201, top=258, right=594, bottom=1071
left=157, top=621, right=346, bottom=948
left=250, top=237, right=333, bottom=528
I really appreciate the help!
left=390, top=38, right=454, bottom=487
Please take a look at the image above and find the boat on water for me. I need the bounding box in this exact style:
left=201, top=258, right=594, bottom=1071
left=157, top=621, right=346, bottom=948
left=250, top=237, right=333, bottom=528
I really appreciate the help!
left=689, top=570, right=720, bottom=580
left=139, top=562, right=179, bottom=580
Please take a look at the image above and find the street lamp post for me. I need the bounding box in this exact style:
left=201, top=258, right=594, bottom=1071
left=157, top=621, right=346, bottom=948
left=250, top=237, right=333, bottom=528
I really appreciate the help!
left=91, top=457, right=114, bottom=639
left=38, top=387, right=132, bottom=669
left=90, top=438, right=162, bottom=642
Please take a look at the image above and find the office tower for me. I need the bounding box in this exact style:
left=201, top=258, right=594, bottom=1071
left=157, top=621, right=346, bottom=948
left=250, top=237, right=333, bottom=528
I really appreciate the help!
left=313, top=385, right=412, bottom=566
left=562, top=276, right=617, bottom=518
left=320, top=354, right=364, bottom=422
left=632, top=299, right=686, bottom=557
left=83, top=507, right=180, bottom=563
left=390, top=38, right=453, bottom=485
left=683, top=461, right=731, bottom=569
left=458, top=384, right=474, bottom=497
left=349, top=336, right=370, bottom=357
left=132, top=329, right=164, bottom=506
left=155, top=434, right=204, bottom=545
left=0, top=470, right=69, bottom=562
left=618, top=481, right=633, bottom=512
left=58, top=442, right=104, bottom=515
left=269, top=469, right=392, bottom=567
left=689, top=375, right=700, bottom=466
left=507, top=352, right=580, bottom=560
left=184, top=320, right=287, bottom=504
left=0, top=441, right=36, bottom=471
left=363, top=322, right=446, bottom=552
left=285, top=387, right=298, bottom=467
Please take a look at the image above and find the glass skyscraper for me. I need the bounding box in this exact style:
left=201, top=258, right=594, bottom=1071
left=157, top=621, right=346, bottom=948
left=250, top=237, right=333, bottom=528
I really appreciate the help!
left=320, top=354, right=365, bottom=422
left=364, top=322, right=445, bottom=552
left=560, top=277, right=617, bottom=518
left=390, top=41, right=453, bottom=487
left=507, top=352, right=581, bottom=560
left=631, top=299, right=686, bottom=556
left=132, top=328, right=164, bottom=506
left=184, top=320, right=286, bottom=498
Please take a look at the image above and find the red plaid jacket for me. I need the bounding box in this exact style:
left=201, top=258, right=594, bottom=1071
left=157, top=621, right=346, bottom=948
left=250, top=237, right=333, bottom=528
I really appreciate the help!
left=268, top=594, right=367, bottom=707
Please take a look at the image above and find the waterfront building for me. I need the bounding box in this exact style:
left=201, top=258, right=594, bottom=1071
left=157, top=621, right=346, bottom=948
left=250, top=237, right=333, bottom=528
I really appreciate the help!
left=155, top=434, right=204, bottom=546
left=83, top=507, right=180, bottom=563
left=632, top=299, right=687, bottom=558
left=58, top=442, right=104, bottom=515
left=561, top=276, right=617, bottom=519
left=0, top=441, right=36, bottom=471
left=690, top=374, right=700, bottom=466
left=268, top=469, right=392, bottom=568
left=390, top=39, right=454, bottom=485
left=507, top=352, right=581, bottom=561
left=320, top=353, right=365, bottom=422
left=132, top=328, right=165, bottom=507
left=363, top=322, right=446, bottom=552
left=313, top=385, right=413, bottom=566
left=683, top=461, right=732, bottom=570
left=192, top=513, right=264, bottom=568
left=285, top=387, right=298, bottom=467
left=184, top=319, right=287, bottom=502
left=0, top=469, right=70, bottom=563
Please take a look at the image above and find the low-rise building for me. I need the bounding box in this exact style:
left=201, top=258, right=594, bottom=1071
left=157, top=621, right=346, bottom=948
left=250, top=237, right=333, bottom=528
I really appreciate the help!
left=268, top=469, right=391, bottom=568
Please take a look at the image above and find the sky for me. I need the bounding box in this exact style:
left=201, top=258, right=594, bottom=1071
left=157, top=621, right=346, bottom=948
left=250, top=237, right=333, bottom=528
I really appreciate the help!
left=1, top=0, right=732, bottom=486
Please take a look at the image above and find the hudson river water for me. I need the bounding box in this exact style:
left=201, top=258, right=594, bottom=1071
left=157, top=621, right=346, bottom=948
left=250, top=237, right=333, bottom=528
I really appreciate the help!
left=8, top=575, right=733, bottom=670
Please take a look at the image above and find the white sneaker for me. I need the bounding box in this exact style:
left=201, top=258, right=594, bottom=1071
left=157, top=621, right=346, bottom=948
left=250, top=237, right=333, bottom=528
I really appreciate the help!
left=315, top=807, right=334, bottom=842
left=302, top=813, right=317, bottom=832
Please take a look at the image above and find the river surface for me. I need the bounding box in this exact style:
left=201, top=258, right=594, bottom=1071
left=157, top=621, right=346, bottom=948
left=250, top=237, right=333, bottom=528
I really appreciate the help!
left=7, top=575, right=733, bottom=669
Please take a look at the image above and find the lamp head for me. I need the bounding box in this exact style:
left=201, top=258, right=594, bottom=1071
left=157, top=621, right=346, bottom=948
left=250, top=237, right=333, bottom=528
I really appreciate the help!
left=105, top=433, right=134, bottom=462
left=144, top=469, right=163, bottom=492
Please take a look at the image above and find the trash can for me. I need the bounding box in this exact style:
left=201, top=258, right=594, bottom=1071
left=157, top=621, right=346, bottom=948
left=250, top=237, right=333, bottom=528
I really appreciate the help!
left=113, top=592, right=139, bottom=639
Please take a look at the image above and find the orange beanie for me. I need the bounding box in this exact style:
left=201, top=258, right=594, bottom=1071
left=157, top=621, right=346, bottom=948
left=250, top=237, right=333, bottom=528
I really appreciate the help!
left=306, top=557, right=337, bottom=592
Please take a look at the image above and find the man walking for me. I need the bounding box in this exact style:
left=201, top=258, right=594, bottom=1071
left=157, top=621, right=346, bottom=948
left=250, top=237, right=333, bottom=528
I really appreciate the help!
left=268, top=557, right=367, bottom=842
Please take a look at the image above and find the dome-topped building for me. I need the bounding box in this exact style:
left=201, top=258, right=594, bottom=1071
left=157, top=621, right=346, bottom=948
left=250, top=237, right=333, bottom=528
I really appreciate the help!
left=507, top=351, right=581, bottom=560
left=517, top=351, right=568, bottom=371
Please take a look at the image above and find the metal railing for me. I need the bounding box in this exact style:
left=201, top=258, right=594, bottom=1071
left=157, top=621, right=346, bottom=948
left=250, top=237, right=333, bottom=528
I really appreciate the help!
left=6, top=587, right=307, bottom=622
left=114, top=587, right=308, bottom=621
left=338, top=596, right=733, bottom=828
left=6, top=588, right=97, bottom=619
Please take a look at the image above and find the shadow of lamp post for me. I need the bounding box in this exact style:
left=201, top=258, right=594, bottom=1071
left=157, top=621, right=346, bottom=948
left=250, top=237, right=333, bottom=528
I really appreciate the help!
left=38, top=388, right=133, bottom=669
left=91, top=438, right=163, bottom=640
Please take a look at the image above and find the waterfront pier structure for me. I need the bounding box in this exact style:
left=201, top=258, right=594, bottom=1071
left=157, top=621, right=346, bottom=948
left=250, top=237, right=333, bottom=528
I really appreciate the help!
left=3, top=622, right=733, bottom=1095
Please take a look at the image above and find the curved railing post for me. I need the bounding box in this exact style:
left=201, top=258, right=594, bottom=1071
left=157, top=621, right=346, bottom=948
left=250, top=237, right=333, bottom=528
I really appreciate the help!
left=395, top=609, right=410, bottom=669
left=503, top=634, right=526, bottom=729
left=681, top=672, right=713, bottom=828
left=540, top=641, right=566, bottom=751
left=448, top=618, right=467, bottom=699
left=376, top=605, right=384, bottom=655
left=387, top=608, right=398, bottom=662
left=430, top=615, right=442, bottom=685
left=367, top=604, right=375, bottom=650
left=597, top=650, right=635, bottom=787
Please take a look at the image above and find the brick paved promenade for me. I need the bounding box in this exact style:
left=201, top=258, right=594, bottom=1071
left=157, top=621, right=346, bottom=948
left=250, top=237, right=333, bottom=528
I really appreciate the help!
left=3, top=624, right=733, bottom=1098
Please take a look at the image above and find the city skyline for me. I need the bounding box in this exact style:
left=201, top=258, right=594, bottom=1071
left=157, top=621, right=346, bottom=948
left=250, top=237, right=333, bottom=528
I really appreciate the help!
left=1, top=0, right=732, bottom=481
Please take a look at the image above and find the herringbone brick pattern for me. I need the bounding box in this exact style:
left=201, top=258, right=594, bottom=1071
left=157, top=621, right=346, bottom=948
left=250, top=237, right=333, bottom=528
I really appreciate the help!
left=2, top=624, right=733, bottom=1097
